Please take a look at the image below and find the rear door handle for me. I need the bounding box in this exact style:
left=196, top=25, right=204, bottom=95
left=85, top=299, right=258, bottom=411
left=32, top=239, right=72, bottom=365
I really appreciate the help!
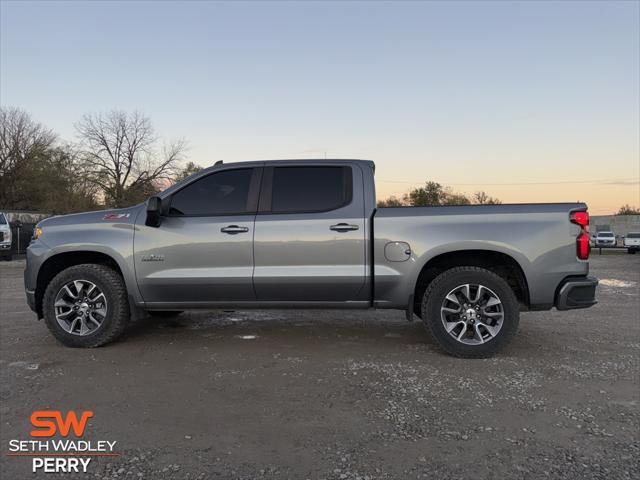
left=330, top=223, right=359, bottom=232
left=221, top=225, right=249, bottom=234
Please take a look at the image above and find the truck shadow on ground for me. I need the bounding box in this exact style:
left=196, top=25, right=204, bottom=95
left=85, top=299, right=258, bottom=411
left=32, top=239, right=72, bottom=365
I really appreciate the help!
left=124, top=309, right=436, bottom=347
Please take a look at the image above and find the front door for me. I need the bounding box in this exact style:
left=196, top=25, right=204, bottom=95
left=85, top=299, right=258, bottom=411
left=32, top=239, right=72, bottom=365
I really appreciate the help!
left=253, top=164, right=366, bottom=302
left=135, top=167, right=261, bottom=305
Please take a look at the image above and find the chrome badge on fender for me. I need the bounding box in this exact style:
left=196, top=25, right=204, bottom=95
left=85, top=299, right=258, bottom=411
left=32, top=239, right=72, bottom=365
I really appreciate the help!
left=141, top=254, right=164, bottom=262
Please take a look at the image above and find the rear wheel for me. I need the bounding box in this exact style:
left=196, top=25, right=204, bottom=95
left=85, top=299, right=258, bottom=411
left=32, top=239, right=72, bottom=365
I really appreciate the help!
left=421, top=266, right=519, bottom=358
left=43, top=264, right=129, bottom=347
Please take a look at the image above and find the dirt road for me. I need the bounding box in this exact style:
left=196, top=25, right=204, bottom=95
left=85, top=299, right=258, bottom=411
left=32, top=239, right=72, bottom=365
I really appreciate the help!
left=1, top=254, right=638, bottom=479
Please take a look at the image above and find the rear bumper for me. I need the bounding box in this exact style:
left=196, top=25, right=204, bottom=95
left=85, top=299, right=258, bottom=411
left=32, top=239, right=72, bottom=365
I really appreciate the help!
left=555, top=276, right=598, bottom=310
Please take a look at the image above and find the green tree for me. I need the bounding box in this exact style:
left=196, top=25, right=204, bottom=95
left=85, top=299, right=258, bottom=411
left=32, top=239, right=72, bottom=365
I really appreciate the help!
left=616, top=204, right=640, bottom=215
left=378, top=182, right=501, bottom=208
left=404, top=181, right=450, bottom=206
left=443, top=193, right=471, bottom=205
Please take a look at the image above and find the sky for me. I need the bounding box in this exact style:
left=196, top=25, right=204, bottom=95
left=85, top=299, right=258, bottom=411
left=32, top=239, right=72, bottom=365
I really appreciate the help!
left=1, top=0, right=638, bottom=214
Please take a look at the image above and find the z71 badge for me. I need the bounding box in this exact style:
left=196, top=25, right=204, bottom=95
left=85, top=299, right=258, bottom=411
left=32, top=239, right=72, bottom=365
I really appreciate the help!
left=102, top=213, right=131, bottom=220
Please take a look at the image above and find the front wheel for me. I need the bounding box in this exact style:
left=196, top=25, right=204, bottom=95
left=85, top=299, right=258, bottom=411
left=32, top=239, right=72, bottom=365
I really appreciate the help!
left=43, top=264, right=129, bottom=347
left=421, top=266, right=520, bottom=358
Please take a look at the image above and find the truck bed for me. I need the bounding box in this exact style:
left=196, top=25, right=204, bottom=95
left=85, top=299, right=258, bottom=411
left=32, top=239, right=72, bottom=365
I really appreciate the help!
left=373, top=203, right=588, bottom=310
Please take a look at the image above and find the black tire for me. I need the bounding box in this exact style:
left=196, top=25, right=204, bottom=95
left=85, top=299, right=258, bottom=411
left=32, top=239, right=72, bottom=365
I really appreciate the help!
left=147, top=311, right=184, bottom=318
left=1, top=254, right=11, bottom=261
left=628, top=248, right=636, bottom=254
left=43, top=264, right=129, bottom=347
left=421, top=266, right=520, bottom=358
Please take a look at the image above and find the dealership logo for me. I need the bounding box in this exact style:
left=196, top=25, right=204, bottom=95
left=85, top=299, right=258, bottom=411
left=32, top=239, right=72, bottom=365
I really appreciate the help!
left=30, top=410, right=93, bottom=437
left=7, top=410, right=118, bottom=474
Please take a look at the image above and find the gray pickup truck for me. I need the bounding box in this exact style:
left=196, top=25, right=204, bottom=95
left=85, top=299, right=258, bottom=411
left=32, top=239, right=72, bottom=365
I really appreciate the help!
left=24, top=159, right=597, bottom=357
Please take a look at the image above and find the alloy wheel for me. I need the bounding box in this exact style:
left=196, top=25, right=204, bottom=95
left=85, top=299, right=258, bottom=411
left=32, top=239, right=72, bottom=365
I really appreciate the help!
left=440, top=283, right=504, bottom=345
left=54, top=280, right=108, bottom=336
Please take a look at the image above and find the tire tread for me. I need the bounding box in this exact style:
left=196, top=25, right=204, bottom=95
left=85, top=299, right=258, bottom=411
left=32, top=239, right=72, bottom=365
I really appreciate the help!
left=43, top=264, right=129, bottom=347
left=421, top=266, right=519, bottom=358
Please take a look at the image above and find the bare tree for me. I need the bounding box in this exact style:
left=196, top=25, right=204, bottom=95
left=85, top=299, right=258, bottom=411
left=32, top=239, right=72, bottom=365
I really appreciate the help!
left=0, top=107, right=56, bottom=174
left=176, top=161, right=204, bottom=182
left=473, top=191, right=502, bottom=205
left=76, top=110, right=186, bottom=207
left=377, top=195, right=405, bottom=207
left=0, top=107, right=57, bottom=207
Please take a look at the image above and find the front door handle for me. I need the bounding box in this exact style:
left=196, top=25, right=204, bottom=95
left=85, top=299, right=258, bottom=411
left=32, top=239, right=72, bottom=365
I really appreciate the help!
left=330, top=223, right=359, bottom=232
left=221, top=225, right=249, bottom=234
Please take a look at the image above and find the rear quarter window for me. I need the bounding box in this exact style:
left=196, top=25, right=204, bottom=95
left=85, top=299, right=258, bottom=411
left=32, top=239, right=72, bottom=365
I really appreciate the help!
left=0, top=213, right=6, bottom=225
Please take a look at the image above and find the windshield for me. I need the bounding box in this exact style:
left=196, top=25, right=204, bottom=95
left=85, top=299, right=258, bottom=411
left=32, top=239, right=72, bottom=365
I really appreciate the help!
left=0, top=213, right=6, bottom=225
left=627, top=233, right=640, bottom=239
left=598, top=232, right=614, bottom=237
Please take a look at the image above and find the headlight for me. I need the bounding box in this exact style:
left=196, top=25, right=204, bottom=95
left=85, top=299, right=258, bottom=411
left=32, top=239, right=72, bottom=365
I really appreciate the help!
left=33, top=227, right=43, bottom=240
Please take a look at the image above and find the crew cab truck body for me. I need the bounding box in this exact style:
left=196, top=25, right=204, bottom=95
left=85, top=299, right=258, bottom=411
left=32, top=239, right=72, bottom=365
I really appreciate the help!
left=24, top=160, right=598, bottom=357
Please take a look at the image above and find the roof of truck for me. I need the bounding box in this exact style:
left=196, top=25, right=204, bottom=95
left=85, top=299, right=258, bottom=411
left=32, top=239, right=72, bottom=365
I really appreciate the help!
left=160, top=159, right=376, bottom=198
left=207, top=159, right=375, bottom=170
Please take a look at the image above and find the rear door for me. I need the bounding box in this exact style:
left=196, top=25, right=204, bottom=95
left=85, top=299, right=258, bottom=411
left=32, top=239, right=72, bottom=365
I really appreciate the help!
left=135, top=167, right=261, bottom=304
left=252, top=164, right=367, bottom=301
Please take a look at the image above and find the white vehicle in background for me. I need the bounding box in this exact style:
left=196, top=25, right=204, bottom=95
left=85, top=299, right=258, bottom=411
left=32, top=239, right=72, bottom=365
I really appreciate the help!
left=0, top=212, right=12, bottom=261
left=594, top=231, right=616, bottom=248
left=624, top=232, right=640, bottom=254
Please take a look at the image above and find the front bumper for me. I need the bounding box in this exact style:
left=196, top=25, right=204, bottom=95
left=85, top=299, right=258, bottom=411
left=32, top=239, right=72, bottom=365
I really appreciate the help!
left=555, top=276, right=598, bottom=310
left=25, top=288, right=36, bottom=312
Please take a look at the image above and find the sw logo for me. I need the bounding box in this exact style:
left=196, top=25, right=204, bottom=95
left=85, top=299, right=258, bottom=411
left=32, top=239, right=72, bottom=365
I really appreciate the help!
left=7, top=410, right=118, bottom=474
left=30, top=410, right=94, bottom=437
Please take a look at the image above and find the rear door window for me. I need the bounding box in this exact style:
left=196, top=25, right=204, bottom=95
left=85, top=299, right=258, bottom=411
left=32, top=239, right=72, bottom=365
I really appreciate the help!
left=268, top=166, right=352, bottom=213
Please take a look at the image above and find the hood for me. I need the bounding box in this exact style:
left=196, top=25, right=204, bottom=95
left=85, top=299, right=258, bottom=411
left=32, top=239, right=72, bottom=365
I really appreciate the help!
left=39, top=204, right=145, bottom=228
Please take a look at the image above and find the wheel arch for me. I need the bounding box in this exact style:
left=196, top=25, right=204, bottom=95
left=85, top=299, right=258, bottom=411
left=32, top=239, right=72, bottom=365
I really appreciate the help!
left=412, top=249, right=530, bottom=317
left=35, top=251, right=129, bottom=318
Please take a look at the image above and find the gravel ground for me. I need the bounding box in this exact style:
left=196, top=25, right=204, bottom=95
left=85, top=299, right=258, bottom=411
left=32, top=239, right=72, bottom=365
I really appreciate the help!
left=1, top=253, right=638, bottom=479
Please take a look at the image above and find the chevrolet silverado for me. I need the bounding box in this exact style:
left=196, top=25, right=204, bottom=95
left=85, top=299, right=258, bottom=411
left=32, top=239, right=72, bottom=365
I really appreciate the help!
left=24, top=159, right=598, bottom=357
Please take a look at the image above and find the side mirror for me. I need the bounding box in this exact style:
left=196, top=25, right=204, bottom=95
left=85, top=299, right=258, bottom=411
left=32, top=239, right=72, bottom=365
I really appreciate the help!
left=145, top=196, right=163, bottom=227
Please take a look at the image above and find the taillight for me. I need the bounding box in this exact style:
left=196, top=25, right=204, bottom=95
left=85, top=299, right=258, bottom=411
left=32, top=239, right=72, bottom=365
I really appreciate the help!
left=571, top=211, right=590, bottom=260
left=571, top=211, right=589, bottom=228
left=576, top=233, right=589, bottom=260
